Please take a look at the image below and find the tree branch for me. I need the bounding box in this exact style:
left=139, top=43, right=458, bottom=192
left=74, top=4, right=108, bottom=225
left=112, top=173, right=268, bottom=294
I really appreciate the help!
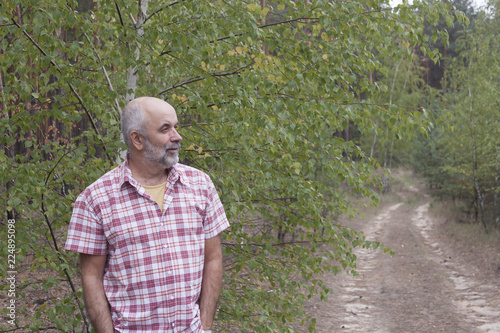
left=67, top=83, right=113, bottom=161
left=114, top=0, right=125, bottom=26
left=207, top=7, right=393, bottom=45
left=84, top=32, right=122, bottom=116
left=12, top=18, right=59, bottom=69
left=209, top=17, right=318, bottom=44
left=144, top=1, right=181, bottom=23
left=158, top=76, right=204, bottom=95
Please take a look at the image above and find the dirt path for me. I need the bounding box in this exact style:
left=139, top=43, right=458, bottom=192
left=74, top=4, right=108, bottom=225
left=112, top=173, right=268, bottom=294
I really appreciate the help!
left=308, top=182, right=500, bottom=332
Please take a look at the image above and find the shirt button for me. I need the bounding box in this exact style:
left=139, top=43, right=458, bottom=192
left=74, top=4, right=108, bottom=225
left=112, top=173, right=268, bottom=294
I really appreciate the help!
left=170, top=296, right=174, bottom=300
left=163, top=244, right=168, bottom=248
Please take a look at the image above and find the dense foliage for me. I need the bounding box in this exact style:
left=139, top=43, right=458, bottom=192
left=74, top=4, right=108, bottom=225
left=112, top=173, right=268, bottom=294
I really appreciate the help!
left=410, top=0, right=499, bottom=230
left=1, top=0, right=464, bottom=331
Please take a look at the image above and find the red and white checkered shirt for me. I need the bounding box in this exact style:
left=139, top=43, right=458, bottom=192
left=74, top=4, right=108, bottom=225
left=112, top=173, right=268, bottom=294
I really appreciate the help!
left=65, top=158, right=229, bottom=332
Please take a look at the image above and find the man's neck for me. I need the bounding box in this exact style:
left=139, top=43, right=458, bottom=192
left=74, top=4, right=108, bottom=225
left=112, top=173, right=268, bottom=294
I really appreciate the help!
left=128, top=154, right=170, bottom=186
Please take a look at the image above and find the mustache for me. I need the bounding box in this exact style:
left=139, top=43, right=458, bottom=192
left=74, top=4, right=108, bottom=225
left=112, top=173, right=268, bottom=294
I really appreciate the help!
left=166, top=143, right=181, bottom=151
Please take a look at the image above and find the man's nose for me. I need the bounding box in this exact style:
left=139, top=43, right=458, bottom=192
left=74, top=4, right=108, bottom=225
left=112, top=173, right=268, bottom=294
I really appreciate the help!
left=172, top=128, right=182, bottom=142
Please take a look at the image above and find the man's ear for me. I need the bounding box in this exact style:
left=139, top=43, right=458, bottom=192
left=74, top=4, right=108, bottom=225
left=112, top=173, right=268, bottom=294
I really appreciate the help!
left=130, top=131, right=145, bottom=151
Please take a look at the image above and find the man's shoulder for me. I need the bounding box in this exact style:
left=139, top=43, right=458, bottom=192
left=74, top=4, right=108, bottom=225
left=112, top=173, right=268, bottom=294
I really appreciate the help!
left=79, top=163, right=123, bottom=200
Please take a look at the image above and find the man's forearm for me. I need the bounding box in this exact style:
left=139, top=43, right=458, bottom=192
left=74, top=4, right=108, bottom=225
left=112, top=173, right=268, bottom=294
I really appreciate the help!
left=199, top=234, right=224, bottom=330
left=199, top=254, right=223, bottom=330
left=83, top=276, right=114, bottom=333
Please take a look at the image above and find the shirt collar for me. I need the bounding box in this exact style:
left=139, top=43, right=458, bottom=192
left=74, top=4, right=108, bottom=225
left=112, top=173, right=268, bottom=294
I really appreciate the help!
left=118, top=155, right=135, bottom=188
left=119, top=154, right=186, bottom=188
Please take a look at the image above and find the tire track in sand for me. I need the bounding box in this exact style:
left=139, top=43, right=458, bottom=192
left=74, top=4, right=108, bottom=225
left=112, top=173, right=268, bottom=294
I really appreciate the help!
left=311, top=203, right=403, bottom=332
left=412, top=203, right=500, bottom=333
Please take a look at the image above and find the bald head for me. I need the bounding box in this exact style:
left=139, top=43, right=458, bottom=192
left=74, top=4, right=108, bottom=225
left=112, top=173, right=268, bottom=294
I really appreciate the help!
left=121, top=97, right=177, bottom=149
left=133, top=97, right=175, bottom=114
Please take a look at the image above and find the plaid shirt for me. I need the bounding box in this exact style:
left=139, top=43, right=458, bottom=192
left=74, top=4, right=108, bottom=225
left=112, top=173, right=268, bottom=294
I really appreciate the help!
left=65, top=158, right=229, bottom=332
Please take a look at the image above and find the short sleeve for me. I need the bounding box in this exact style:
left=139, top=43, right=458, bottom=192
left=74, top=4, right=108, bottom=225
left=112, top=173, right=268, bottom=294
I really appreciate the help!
left=65, top=190, right=108, bottom=255
left=203, top=179, right=230, bottom=239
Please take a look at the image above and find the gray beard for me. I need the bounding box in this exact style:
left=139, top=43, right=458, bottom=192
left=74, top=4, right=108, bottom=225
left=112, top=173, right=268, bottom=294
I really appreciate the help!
left=144, top=140, right=180, bottom=169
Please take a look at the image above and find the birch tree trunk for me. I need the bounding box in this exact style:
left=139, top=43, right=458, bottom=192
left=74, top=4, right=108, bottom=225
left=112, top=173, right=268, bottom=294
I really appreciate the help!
left=370, top=132, right=377, bottom=159
left=495, top=146, right=499, bottom=226
left=369, top=71, right=376, bottom=159
left=125, top=0, right=150, bottom=102
left=468, top=82, right=488, bottom=231
left=472, top=141, right=487, bottom=232
left=121, top=0, right=149, bottom=161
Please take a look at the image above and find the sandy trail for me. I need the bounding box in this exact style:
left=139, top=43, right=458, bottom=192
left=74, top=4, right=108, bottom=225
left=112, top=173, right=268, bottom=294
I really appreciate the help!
left=309, top=185, right=500, bottom=332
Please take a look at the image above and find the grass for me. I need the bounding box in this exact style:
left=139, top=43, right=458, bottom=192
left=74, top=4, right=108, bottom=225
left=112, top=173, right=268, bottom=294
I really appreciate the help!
left=429, top=198, right=499, bottom=245
left=428, top=197, right=500, bottom=275
left=442, top=216, right=500, bottom=247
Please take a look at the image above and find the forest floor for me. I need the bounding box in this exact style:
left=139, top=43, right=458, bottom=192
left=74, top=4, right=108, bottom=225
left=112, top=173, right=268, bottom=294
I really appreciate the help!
left=306, top=169, right=500, bottom=333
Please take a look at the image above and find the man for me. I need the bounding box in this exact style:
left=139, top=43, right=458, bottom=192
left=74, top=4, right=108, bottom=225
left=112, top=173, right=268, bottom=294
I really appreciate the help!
left=65, top=97, right=229, bottom=332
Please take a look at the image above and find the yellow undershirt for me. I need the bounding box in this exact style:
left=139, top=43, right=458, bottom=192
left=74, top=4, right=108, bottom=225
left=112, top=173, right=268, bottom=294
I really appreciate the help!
left=142, top=181, right=167, bottom=212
